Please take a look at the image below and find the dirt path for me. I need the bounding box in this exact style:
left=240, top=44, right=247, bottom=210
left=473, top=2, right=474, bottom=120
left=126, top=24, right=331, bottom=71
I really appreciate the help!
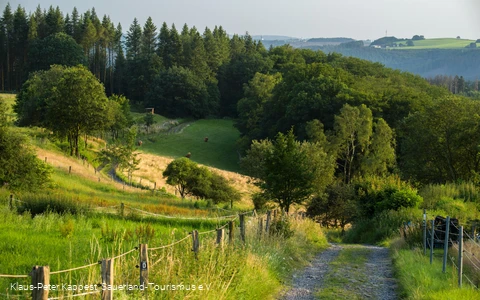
left=280, top=244, right=397, bottom=300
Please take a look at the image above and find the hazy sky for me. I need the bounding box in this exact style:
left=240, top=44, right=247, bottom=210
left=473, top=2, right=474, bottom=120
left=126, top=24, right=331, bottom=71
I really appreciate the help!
left=4, top=0, right=480, bottom=40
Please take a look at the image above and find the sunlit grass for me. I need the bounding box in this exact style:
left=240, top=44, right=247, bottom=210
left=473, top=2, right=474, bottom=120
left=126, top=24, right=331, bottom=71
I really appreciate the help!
left=390, top=238, right=480, bottom=299
left=0, top=203, right=327, bottom=299
left=140, top=119, right=241, bottom=172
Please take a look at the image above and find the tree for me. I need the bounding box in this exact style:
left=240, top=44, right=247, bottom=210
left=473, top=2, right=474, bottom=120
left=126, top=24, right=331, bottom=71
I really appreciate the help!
left=146, top=66, right=218, bottom=118
left=27, top=32, right=85, bottom=73
left=332, top=104, right=373, bottom=183
left=108, top=94, right=133, bottom=139
left=361, top=118, right=396, bottom=176
left=141, top=17, right=157, bottom=57
left=163, top=157, right=201, bottom=198
left=144, top=112, right=156, bottom=133
left=307, top=183, right=357, bottom=234
left=256, top=129, right=315, bottom=213
left=15, top=65, right=111, bottom=157
left=0, top=98, right=52, bottom=190
left=163, top=157, right=240, bottom=204
left=399, top=96, right=480, bottom=183
left=99, top=125, right=139, bottom=180
left=126, top=18, right=142, bottom=61
left=236, top=72, right=282, bottom=144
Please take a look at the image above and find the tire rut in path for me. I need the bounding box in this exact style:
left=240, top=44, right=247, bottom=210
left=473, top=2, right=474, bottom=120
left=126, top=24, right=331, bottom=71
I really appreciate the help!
left=280, top=244, right=398, bottom=300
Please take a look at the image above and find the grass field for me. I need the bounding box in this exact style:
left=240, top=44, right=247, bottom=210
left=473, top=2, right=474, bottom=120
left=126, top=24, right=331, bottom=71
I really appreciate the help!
left=396, top=38, right=476, bottom=49
left=139, top=119, right=241, bottom=172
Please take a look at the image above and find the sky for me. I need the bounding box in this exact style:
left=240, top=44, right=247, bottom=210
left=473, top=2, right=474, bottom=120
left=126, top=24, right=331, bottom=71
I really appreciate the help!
left=4, top=0, right=480, bottom=40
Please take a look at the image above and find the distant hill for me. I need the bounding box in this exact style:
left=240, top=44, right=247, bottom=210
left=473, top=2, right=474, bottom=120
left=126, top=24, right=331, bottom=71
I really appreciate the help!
left=307, top=37, right=354, bottom=43
left=314, top=45, right=480, bottom=80
left=251, top=35, right=297, bottom=41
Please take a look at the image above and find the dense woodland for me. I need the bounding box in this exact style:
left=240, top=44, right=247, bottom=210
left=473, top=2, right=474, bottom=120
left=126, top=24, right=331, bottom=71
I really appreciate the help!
left=3, top=3, right=480, bottom=227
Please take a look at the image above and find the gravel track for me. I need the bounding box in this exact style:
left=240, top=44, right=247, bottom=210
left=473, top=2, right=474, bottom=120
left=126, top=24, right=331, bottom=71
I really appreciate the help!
left=280, top=244, right=398, bottom=300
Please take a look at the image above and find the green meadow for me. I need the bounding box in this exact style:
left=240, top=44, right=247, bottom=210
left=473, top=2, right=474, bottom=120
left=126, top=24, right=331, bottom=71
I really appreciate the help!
left=397, top=38, right=476, bottom=49
left=139, top=119, right=241, bottom=172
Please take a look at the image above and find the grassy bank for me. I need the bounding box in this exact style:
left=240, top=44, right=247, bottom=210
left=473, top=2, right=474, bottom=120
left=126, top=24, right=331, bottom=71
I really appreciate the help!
left=391, top=238, right=480, bottom=299
left=0, top=200, right=327, bottom=299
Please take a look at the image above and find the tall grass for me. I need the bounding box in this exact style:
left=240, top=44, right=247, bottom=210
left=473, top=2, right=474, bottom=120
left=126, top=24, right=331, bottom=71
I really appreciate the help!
left=420, top=182, right=480, bottom=208
left=343, top=208, right=422, bottom=245
left=0, top=204, right=327, bottom=299
left=390, top=238, right=480, bottom=299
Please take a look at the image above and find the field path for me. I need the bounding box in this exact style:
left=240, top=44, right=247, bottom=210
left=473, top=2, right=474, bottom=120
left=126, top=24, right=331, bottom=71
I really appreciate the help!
left=280, top=244, right=398, bottom=300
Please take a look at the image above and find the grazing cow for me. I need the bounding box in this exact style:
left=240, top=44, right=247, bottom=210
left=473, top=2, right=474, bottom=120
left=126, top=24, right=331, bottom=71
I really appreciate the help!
left=204, top=137, right=209, bottom=142
left=186, top=152, right=191, bottom=158
left=138, top=140, right=143, bottom=146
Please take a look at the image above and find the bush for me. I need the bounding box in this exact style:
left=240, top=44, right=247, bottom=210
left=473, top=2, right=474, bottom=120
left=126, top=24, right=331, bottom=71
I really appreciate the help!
left=354, top=176, right=423, bottom=218
left=269, top=217, right=294, bottom=238
left=252, top=193, right=269, bottom=210
left=343, top=208, right=421, bottom=244
left=16, top=193, right=87, bottom=216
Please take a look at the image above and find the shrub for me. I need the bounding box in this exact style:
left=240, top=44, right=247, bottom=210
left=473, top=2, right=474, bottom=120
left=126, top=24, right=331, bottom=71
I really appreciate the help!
left=269, top=217, right=294, bottom=238
left=354, top=176, right=423, bottom=218
left=16, top=193, right=87, bottom=216
left=343, top=208, right=421, bottom=244
left=59, top=219, right=75, bottom=238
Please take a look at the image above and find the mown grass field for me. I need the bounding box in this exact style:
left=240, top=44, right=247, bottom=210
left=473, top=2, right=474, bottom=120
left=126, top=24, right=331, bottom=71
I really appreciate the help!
left=139, top=119, right=241, bottom=172
left=396, top=38, right=476, bottom=49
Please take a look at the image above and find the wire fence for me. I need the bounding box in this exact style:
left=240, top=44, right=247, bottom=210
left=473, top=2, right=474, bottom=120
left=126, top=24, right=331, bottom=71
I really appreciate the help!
left=419, top=213, right=480, bottom=290
left=0, top=196, right=291, bottom=300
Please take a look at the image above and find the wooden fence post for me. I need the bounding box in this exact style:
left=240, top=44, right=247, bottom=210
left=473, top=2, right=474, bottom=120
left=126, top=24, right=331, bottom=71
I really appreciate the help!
left=139, top=244, right=149, bottom=288
left=240, top=214, right=245, bottom=243
left=423, top=209, right=427, bottom=255
left=192, top=230, right=199, bottom=258
left=101, top=259, right=114, bottom=300
left=31, top=265, right=49, bottom=300
left=228, top=221, right=235, bottom=244
left=120, top=203, right=124, bottom=217
left=266, top=210, right=271, bottom=234
left=273, top=209, right=277, bottom=220
left=69, top=166, right=72, bottom=174
left=458, top=226, right=463, bottom=288
left=258, top=217, right=264, bottom=238
left=430, top=220, right=434, bottom=265
left=442, top=216, right=451, bottom=273
left=216, top=228, right=224, bottom=247
left=154, top=182, right=156, bottom=190
left=9, top=194, right=13, bottom=210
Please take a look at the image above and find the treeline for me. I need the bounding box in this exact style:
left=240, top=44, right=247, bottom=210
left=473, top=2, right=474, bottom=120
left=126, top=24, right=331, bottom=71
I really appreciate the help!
left=427, top=74, right=480, bottom=98
left=0, top=3, right=271, bottom=118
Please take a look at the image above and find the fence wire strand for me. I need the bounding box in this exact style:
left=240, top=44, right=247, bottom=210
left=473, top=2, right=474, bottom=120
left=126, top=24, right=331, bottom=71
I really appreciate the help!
left=50, top=261, right=99, bottom=275
left=126, top=205, right=238, bottom=220
left=0, top=274, right=28, bottom=278
left=149, top=234, right=192, bottom=251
